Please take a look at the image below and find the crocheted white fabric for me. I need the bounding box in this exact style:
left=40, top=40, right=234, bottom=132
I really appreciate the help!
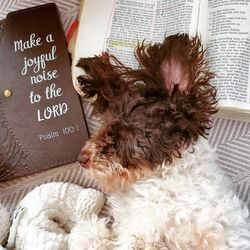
left=0, top=204, right=10, bottom=247
left=2, top=182, right=105, bottom=250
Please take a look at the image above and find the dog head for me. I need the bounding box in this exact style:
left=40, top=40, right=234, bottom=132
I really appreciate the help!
left=77, top=34, right=218, bottom=192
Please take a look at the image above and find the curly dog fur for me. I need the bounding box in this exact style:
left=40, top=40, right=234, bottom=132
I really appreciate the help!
left=76, top=34, right=250, bottom=249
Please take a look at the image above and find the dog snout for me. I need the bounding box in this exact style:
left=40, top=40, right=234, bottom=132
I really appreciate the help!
left=78, top=151, right=91, bottom=168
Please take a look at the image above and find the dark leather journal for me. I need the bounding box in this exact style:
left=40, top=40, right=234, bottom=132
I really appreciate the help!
left=0, top=3, right=89, bottom=181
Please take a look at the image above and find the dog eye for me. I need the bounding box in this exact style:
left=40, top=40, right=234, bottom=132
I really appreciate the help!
left=102, top=144, right=115, bottom=154
left=145, top=132, right=152, bottom=138
left=107, top=131, right=113, bottom=137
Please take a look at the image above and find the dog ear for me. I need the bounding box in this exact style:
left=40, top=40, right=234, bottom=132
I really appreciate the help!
left=135, top=34, right=210, bottom=95
left=76, top=53, right=129, bottom=115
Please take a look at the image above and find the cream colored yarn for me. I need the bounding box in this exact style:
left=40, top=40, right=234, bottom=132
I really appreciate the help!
left=0, top=204, right=10, bottom=248
left=1, top=182, right=105, bottom=250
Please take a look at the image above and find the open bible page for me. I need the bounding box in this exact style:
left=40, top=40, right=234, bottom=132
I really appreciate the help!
left=105, top=0, right=197, bottom=67
left=206, top=0, right=250, bottom=112
left=72, top=0, right=200, bottom=82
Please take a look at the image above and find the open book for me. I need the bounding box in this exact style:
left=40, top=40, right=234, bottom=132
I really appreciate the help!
left=71, top=0, right=250, bottom=122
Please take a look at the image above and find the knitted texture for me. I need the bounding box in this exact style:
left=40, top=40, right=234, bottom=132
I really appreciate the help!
left=0, top=204, right=10, bottom=246
left=5, top=182, right=105, bottom=250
